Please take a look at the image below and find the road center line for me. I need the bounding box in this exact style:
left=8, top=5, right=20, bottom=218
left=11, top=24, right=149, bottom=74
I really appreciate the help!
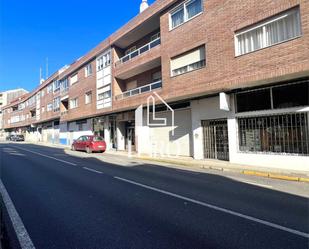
left=0, top=180, right=36, bottom=249
left=11, top=146, right=77, bottom=166
left=83, top=167, right=103, bottom=174
left=114, top=176, right=309, bottom=239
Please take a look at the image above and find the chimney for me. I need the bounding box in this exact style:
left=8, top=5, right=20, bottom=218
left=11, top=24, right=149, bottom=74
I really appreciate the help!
left=140, top=0, right=149, bottom=13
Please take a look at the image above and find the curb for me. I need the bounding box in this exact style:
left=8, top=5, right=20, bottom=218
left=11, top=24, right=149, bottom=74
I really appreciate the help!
left=137, top=156, right=309, bottom=183
left=243, top=171, right=309, bottom=183
left=26, top=142, right=309, bottom=183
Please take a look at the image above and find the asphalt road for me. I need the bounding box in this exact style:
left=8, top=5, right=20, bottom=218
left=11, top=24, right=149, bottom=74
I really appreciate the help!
left=0, top=142, right=308, bottom=249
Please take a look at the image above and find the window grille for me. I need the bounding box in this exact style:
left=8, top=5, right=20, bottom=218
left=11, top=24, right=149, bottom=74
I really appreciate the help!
left=238, top=113, right=309, bottom=155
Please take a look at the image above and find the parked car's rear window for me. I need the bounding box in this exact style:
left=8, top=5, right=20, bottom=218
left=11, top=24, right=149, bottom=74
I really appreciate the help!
left=93, top=137, right=104, bottom=141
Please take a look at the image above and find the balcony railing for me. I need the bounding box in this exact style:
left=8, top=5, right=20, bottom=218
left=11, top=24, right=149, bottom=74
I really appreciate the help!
left=115, top=80, right=162, bottom=100
left=115, top=37, right=161, bottom=66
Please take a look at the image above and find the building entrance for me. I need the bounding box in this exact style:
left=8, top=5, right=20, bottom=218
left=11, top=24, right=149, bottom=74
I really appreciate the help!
left=202, top=119, right=229, bottom=161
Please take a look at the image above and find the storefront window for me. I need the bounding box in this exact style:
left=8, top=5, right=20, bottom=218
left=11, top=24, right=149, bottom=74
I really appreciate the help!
left=236, top=79, right=309, bottom=113
left=272, top=82, right=308, bottom=109
left=238, top=113, right=309, bottom=155
left=236, top=89, right=271, bottom=112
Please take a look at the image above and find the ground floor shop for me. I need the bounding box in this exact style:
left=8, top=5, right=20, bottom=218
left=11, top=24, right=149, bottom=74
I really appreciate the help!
left=58, top=119, right=93, bottom=146
left=4, top=78, right=308, bottom=172
left=191, top=77, right=309, bottom=171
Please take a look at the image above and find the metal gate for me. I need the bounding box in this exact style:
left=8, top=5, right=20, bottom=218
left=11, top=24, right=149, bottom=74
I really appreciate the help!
left=202, top=119, right=229, bottom=161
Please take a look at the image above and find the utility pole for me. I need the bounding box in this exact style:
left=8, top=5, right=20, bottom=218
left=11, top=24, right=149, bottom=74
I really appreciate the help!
left=46, top=58, right=49, bottom=79
left=40, top=67, right=42, bottom=84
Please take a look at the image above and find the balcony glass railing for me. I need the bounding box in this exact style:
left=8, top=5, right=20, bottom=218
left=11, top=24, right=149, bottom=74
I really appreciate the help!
left=116, top=37, right=161, bottom=66
left=115, top=80, right=162, bottom=100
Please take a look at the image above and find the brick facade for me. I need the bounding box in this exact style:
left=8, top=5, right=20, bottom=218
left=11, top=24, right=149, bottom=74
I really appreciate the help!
left=2, top=0, right=309, bottom=130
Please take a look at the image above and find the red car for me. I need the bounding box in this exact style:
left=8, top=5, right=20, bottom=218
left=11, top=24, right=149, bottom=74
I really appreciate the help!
left=71, top=136, right=106, bottom=153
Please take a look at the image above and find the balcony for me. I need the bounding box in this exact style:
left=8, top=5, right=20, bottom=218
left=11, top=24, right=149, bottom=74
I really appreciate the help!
left=115, top=37, right=161, bottom=66
left=114, top=35, right=162, bottom=80
left=61, top=88, right=69, bottom=96
left=115, top=80, right=162, bottom=100
left=61, top=110, right=68, bottom=116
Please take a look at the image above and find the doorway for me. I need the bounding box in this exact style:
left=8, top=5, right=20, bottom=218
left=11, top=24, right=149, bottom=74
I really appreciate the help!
left=125, top=122, right=135, bottom=152
left=202, top=119, right=229, bottom=161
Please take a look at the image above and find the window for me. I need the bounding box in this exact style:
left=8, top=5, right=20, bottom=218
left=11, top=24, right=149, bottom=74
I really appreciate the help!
left=53, top=97, right=60, bottom=112
left=53, top=80, right=60, bottom=92
left=93, top=136, right=104, bottom=141
left=186, top=0, right=202, bottom=19
left=126, top=80, right=137, bottom=91
left=70, top=73, right=78, bottom=85
left=97, top=52, right=111, bottom=71
left=272, top=82, right=308, bottom=109
left=97, top=84, right=112, bottom=108
left=70, top=98, right=78, bottom=109
left=97, top=57, right=103, bottom=71
left=78, top=124, right=83, bottom=131
left=60, top=78, right=69, bottom=92
left=151, top=32, right=160, bottom=42
left=85, top=63, right=93, bottom=77
left=41, top=90, right=45, bottom=97
left=47, top=103, right=53, bottom=112
left=152, top=71, right=162, bottom=82
left=98, top=91, right=111, bottom=100
left=28, top=96, right=35, bottom=106
left=238, top=113, right=309, bottom=155
left=236, top=89, right=271, bottom=112
left=125, top=46, right=137, bottom=56
left=76, top=120, right=87, bottom=131
left=171, top=46, right=206, bottom=76
left=85, top=91, right=92, bottom=104
left=18, top=103, right=25, bottom=110
left=47, top=84, right=53, bottom=94
left=235, top=7, right=301, bottom=56
left=236, top=80, right=309, bottom=113
left=171, top=6, right=185, bottom=29
left=170, top=0, right=203, bottom=30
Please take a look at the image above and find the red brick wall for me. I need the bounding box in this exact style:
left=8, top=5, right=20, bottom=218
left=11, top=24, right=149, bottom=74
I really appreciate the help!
left=3, top=0, right=309, bottom=128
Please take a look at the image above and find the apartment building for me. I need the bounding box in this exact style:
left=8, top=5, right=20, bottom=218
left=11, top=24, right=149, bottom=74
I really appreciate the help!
left=0, top=88, right=28, bottom=137
left=2, top=0, right=309, bottom=171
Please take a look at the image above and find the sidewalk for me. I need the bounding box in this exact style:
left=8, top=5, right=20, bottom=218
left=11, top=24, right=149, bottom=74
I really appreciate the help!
left=33, top=141, right=309, bottom=183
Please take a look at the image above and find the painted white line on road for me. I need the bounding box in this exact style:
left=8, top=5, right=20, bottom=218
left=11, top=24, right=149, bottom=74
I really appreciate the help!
left=7, top=153, right=26, bottom=156
left=11, top=146, right=77, bottom=166
left=0, top=180, right=36, bottom=249
left=114, top=176, right=309, bottom=239
left=83, top=167, right=103, bottom=174
left=239, top=180, right=273, bottom=189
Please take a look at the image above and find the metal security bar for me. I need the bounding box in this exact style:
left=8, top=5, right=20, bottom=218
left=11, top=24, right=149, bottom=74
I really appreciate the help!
left=238, top=113, right=309, bottom=155
left=202, top=119, right=229, bottom=161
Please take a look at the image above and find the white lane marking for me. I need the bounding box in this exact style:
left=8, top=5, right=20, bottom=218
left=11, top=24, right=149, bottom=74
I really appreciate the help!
left=83, top=167, right=103, bottom=174
left=3, top=149, right=18, bottom=152
left=239, top=180, right=273, bottom=189
left=114, top=176, right=309, bottom=239
left=7, top=153, right=25, bottom=156
left=11, top=146, right=77, bottom=166
left=0, top=180, right=36, bottom=249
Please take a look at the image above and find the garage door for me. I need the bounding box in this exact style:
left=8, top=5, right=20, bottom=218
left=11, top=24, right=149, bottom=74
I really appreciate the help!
left=149, top=109, right=192, bottom=157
